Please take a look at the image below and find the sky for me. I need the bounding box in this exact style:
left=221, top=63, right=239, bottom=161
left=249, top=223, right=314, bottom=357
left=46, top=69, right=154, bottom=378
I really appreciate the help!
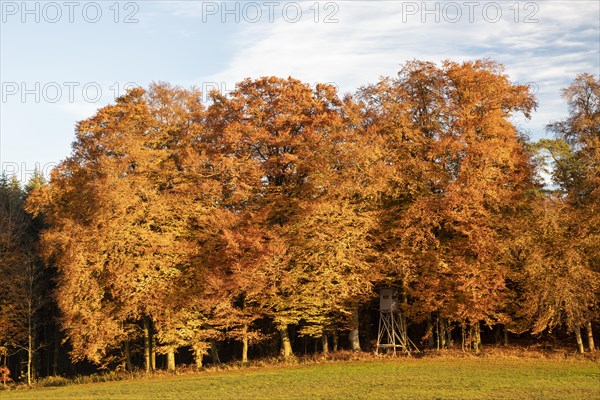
left=1, top=0, right=599, bottom=183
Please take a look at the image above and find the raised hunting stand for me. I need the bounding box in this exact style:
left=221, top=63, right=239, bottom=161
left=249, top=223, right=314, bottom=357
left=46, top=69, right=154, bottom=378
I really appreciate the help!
left=376, top=287, right=419, bottom=355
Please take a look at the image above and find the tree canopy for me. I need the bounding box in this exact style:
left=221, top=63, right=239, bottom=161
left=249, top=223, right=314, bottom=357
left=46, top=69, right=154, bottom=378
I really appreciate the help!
left=1, top=62, right=597, bottom=380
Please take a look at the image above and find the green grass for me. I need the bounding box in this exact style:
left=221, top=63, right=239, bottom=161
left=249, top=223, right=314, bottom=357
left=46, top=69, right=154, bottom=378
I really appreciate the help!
left=2, top=357, right=599, bottom=400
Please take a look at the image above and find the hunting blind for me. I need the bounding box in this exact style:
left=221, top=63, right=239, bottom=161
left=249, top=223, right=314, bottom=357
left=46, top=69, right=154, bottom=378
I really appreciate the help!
left=376, top=287, right=419, bottom=355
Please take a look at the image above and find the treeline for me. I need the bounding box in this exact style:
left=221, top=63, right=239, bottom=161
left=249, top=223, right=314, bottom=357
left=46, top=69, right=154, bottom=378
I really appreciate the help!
left=1, top=60, right=598, bottom=382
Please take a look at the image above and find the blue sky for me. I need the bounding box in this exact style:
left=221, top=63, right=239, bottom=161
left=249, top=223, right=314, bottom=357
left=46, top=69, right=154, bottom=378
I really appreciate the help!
left=1, top=0, right=599, bottom=182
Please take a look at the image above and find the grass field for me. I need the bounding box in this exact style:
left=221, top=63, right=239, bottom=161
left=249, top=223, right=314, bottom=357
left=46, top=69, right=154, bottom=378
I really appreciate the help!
left=1, top=356, right=599, bottom=400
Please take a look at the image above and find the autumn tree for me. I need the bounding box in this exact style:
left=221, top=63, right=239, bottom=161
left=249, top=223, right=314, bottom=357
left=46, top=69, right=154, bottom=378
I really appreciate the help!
left=357, top=61, right=449, bottom=348
left=512, top=197, right=599, bottom=353
left=27, top=84, right=222, bottom=370
left=359, top=60, right=537, bottom=351
left=529, top=73, right=600, bottom=352
left=205, top=77, right=378, bottom=356
left=282, top=95, right=380, bottom=352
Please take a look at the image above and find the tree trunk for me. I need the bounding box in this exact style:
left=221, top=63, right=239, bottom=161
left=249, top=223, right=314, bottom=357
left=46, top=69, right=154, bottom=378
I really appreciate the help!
left=471, top=321, right=482, bottom=353
left=242, top=324, right=249, bottom=363
left=27, top=305, right=33, bottom=386
left=503, top=325, right=509, bottom=346
left=44, top=323, right=50, bottom=377
left=439, top=319, right=447, bottom=349
left=52, top=326, right=60, bottom=376
left=400, top=284, right=409, bottom=345
left=210, top=340, right=221, bottom=364
left=332, top=330, right=339, bottom=352
left=435, top=316, right=440, bottom=350
left=426, top=314, right=434, bottom=349
left=446, top=323, right=453, bottom=348
left=586, top=322, right=595, bottom=352
left=279, top=325, right=293, bottom=358
left=194, top=352, right=203, bottom=368
left=349, top=306, right=361, bottom=352
left=150, top=327, right=156, bottom=370
left=575, top=325, right=585, bottom=354
left=143, top=317, right=152, bottom=372
left=193, top=344, right=204, bottom=368
left=27, top=331, right=32, bottom=386
left=32, top=320, right=38, bottom=381
left=167, top=348, right=176, bottom=371
left=322, top=333, right=329, bottom=354
left=124, top=341, right=133, bottom=372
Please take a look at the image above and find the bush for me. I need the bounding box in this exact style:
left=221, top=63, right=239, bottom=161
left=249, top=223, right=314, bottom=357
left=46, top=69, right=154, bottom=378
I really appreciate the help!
left=37, top=375, right=71, bottom=387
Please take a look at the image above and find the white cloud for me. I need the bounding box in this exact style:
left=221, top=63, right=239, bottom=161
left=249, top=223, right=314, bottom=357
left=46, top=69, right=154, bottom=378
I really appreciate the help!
left=57, top=102, right=103, bottom=120
left=195, top=0, right=598, bottom=139
left=3, top=0, right=597, bottom=173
